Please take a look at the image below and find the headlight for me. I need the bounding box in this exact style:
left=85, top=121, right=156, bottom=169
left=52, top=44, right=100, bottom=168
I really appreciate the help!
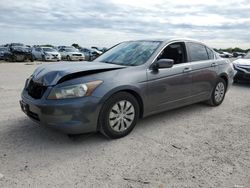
left=25, top=75, right=33, bottom=88
left=44, top=52, right=49, bottom=56
left=47, top=80, right=103, bottom=99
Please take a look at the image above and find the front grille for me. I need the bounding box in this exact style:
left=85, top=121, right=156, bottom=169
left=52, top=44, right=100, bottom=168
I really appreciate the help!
left=26, top=80, right=47, bottom=99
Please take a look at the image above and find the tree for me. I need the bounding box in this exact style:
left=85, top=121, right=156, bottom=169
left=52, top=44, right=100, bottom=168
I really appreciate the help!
left=40, top=44, right=54, bottom=48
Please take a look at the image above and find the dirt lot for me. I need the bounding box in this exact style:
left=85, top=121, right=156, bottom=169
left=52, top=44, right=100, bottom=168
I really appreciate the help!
left=0, top=61, right=249, bottom=188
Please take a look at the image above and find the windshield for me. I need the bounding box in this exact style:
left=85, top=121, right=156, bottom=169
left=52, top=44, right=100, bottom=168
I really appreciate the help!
left=43, top=48, right=56, bottom=52
left=64, top=48, right=79, bottom=52
left=94, top=41, right=161, bottom=66
left=244, top=52, right=250, bottom=59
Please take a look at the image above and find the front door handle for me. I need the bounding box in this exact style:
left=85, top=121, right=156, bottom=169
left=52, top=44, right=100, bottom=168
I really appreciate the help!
left=183, top=67, right=192, bottom=73
left=211, top=62, right=218, bottom=67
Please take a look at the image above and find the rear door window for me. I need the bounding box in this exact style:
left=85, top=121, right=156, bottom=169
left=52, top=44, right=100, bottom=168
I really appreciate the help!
left=206, top=47, right=215, bottom=59
left=187, top=42, right=209, bottom=62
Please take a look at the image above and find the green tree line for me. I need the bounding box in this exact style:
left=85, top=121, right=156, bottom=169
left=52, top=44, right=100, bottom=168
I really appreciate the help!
left=213, top=47, right=250, bottom=53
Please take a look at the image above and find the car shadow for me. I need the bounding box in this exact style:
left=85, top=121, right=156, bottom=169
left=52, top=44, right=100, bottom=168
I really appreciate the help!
left=0, top=117, right=107, bottom=150
left=233, top=82, right=250, bottom=88
left=135, top=102, right=205, bottom=130
left=1, top=102, right=208, bottom=153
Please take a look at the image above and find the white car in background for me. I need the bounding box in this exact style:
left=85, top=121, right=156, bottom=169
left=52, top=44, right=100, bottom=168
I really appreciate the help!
left=32, top=47, right=61, bottom=61
left=232, top=52, right=250, bottom=82
left=218, top=51, right=233, bottom=58
left=59, top=47, right=85, bottom=61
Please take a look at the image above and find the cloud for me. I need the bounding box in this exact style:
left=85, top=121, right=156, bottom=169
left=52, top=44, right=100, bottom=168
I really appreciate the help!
left=0, top=0, right=249, bottom=48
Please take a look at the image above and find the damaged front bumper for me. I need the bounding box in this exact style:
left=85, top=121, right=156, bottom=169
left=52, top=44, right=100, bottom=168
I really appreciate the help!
left=20, top=88, right=102, bottom=134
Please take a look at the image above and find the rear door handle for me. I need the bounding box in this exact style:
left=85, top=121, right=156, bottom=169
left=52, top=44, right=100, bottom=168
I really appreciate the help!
left=211, top=62, right=218, bottom=67
left=183, top=67, right=192, bottom=73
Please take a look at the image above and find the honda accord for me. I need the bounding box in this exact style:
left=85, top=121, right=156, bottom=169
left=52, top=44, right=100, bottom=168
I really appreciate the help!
left=20, top=39, right=235, bottom=138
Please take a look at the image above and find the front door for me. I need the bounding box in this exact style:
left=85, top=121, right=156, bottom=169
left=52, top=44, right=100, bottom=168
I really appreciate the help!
left=146, top=42, right=192, bottom=115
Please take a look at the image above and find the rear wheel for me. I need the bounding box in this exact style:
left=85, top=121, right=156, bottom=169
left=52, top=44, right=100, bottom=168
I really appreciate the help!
left=11, top=55, right=17, bottom=62
left=67, top=55, right=71, bottom=61
left=30, top=55, right=34, bottom=62
left=207, top=78, right=226, bottom=106
left=42, top=55, right=45, bottom=61
left=99, top=92, right=139, bottom=139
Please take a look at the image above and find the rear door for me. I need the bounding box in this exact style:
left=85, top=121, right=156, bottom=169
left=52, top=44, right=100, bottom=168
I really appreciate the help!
left=36, top=48, right=43, bottom=59
left=146, top=42, right=192, bottom=114
left=186, top=42, right=218, bottom=102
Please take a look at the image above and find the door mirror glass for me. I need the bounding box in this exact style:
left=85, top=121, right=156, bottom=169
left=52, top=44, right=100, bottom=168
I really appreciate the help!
left=152, top=59, right=174, bottom=70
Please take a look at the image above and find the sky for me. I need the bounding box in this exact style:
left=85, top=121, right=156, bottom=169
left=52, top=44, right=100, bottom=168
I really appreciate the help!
left=0, top=0, right=249, bottom=49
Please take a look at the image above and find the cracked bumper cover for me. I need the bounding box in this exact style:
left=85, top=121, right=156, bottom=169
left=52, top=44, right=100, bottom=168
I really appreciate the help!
left=20, top=88, right=102, bottom=134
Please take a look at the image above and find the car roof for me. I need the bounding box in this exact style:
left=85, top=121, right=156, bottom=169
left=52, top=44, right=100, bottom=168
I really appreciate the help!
left=128, top=38, right=203, bottom=43
left=125, top=38, right=213, bottom=49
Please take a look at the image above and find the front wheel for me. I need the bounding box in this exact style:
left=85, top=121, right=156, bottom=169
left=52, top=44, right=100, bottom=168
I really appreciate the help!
left=42, top=55, right=45, bottom=61
left=67, top=56, right=71, bottom=61
left=99, top=92, right=140, bottom=139
left=207, top=78, right=226, bottom=106
left=11, top=55, right=17, bottom=62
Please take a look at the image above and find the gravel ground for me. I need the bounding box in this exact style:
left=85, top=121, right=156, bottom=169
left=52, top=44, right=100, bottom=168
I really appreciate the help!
left=0, top=61, right=249, bottom=188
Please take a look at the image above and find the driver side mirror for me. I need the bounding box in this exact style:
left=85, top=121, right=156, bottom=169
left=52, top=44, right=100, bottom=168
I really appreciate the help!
left=152, top=59, right=174, bottom=70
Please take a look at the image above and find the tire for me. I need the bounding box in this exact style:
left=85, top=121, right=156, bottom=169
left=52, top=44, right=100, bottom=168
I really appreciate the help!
left=99, top=92, right=140, bottom=139
left=31, top=55, right=34, bottom=62
left=207, top=78, right=226, bottom=106
left=42, top=55, right=46, bottom=61
left=67, top=56, right=71, bottom=61
left=22, top=55, right=26, bottom=62
left=11, top=55, right=16, bottom=62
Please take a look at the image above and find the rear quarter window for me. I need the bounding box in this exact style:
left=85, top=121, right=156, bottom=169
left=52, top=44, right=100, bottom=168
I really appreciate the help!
left=206, top=47, right=215, bottom=59
left=187, top=42, right=209, bottom=62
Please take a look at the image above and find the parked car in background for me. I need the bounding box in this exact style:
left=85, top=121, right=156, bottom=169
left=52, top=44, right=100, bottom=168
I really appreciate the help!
left=57, top=46, right=70, bottom=50
left=4, top=43, right=33, bottom=62
left=32, top=47, right=61, bottom=61
left=232, top=52, right=250, bottom=82
left=218, top=51, right=233, bottom=58
left=79, top=47, right=102, bottom=61
left=20, top=38, right=234, bottom=138
left=0, top=46, right=8, bottom=60
left=59, top=47, right=85, bottom=61
left=233, top=52, right=246, bottom=58
left=91, top=46, right=107, bottom=53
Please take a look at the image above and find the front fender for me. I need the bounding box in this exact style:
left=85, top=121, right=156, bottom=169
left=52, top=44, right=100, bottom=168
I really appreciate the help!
left=98, top=85, right=144, bottom=105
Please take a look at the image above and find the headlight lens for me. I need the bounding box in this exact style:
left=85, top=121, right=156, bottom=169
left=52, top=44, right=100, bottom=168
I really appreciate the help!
left=25, top=75, right=33, bottom=88
left=47, top=80, right=103, bottom=99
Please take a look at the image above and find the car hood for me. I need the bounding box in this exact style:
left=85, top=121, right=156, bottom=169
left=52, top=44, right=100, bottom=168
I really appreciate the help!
left=32, top=61, right=126, bottom=86
left=233, top=59, right=250, bottom=66
left=46, top=52, right=60, bottom=55
left=64, top=52, right=82, bottom=55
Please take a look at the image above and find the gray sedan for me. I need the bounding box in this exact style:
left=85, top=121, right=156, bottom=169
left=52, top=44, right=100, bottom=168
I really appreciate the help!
left=20, top=39, right=235, bottom=138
